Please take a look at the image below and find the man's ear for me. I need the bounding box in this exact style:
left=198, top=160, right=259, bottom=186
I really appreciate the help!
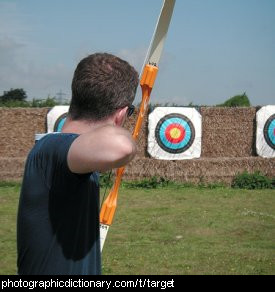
left=114, top=107, right=128, bottom=126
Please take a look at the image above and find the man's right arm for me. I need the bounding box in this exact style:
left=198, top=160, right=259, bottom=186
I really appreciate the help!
left=67, top=125, right=136, bottom=174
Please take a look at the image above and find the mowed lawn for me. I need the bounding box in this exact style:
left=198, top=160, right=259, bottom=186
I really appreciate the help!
left=0, top=182, right=274, bottom=275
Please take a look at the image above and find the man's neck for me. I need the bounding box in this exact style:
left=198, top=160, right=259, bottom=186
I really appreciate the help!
left=62, top=117, right=114, bottom=135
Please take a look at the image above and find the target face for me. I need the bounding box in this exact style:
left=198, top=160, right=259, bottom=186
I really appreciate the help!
left=263, top=114, right=275, bottom=150
left=155, top=114, right=195, bottom=154
left=256, top=105, right=275, bottom=158
left=47, top=106, right=69, bottom=133
left=148, top=107, right=202, bottom=160
left=54, top=113, right=67, bottom=132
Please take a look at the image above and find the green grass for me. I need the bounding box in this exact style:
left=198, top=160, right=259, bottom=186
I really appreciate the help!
left=1, top=182, right=274, bottom=275
left=0, top=182, right=21, bottom=275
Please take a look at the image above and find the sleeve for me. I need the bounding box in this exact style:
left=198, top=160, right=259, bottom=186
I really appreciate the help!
left=38, top=133, right=87, bottom=189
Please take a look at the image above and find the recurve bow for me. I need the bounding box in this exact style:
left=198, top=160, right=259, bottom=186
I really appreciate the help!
left=100, top=0, right=176, bottom=252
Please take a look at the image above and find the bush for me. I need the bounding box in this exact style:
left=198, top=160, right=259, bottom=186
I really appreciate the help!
left=232, top=171, right=274, bottom=189
left=123, top=177, right=171, bottom=189
left=0, top=88, right=27, bottom=103
left=99, top=172, right=113, bottom=188
left=219, top=93, right=251, bottom=107
left=0, top=100, right=30, bottom=107
left=29, top=97, right=59, bottom=107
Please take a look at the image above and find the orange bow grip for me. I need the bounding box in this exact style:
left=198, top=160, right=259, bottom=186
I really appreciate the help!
left=133, top=64, right=158, bottom=140
left=100, top=167, right=125, bottom=225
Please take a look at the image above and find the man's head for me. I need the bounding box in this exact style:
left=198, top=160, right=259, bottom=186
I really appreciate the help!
left=69, top=53, right=139, bottom=122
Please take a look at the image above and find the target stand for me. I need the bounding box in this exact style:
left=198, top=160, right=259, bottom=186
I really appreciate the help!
left=256, top=105, right=275, bottom=158
left=148, top=107, right=202, bottom=160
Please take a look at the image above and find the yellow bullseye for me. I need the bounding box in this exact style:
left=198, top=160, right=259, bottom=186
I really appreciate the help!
left=170, top=128, right=181, bottom=139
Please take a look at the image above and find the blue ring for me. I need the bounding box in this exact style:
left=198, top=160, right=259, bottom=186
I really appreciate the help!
left=56, top=117, right=66, bottom=132
left=155, top=113, right=195, bottom=154
left=267, top=119, right=275, bottom=145
left=53, top=113, right=68, bottom=132
left=263, top=114, right=275, bottom=150
left=159, top=118, right=191, bottom=150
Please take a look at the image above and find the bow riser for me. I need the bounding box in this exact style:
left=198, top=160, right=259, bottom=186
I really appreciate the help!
left=133, top=65, right=158, bottom=139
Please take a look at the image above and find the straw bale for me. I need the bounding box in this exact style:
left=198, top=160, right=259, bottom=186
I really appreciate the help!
left=201, top=107, right=256, bottom=157
left=124, top=109, right=149, bottom=158
left=0, top=107, right=274, bottom=184
left=0, top=157, right=25, bottom=181
left=0, top=108, right=49, bottom=157
left=124, top=157, right=275, bottom=185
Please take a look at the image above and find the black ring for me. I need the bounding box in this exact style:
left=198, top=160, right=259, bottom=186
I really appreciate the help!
left=155, top=113, right=195, bottom=154
left=263, top=113, right=275, bottom=150
left=54, top=113, right=68, bottom=132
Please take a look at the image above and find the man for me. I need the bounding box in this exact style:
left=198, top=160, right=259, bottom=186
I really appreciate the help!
left=17, top=53, right=139, bottom=275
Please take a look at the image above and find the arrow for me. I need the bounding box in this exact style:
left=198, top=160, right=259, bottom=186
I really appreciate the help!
left=100, top=0, right=176, bottom=252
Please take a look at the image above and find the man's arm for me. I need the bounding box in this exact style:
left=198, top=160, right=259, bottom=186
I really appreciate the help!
left=67, top=125, right=136, bottom=173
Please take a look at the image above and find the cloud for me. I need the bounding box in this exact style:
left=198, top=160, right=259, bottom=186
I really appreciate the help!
left=0, top=2, right=31, bottom=40
left=0, top=2, right=27, bottom=68
left=0, top=35, right=27, bottom=92
left=0, top=36, right=24, bottom=64
left=0, top=3, right=72, bottom=100
left=117, top=47, right=147, bottom=74
left=0, top=33, right=72, bottom=99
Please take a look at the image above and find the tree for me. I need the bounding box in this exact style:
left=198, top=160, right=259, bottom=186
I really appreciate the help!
left=219, top=92, right=251, bottom=107
left=0, top=88, right=27, bottom=103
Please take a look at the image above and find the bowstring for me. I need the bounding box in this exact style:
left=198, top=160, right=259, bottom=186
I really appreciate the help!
left=100, top=170, right=113, bottom=209
left=99, top=108, right=137, bottom=210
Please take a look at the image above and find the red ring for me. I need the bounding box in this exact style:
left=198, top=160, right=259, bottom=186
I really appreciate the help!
left=165, top=123, right=185, bottom=143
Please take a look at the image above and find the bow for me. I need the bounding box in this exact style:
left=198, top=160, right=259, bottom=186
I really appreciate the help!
left=100, top=0, right=176, bottom=252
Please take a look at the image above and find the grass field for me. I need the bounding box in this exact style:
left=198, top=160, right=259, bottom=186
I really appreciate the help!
left=0, top=182, right=274, bottom=275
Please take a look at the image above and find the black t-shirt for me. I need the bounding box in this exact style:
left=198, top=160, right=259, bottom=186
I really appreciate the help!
left=17, top=133, right=101, bottom=275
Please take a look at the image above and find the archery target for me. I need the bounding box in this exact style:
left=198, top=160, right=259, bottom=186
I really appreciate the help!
left=47, top=106, right=69, bottom=133
left=148, top=107, right=201, bottom=160
left=155, top=113, right=195, bottom=154
left=256, top=105, right=275, bottom=158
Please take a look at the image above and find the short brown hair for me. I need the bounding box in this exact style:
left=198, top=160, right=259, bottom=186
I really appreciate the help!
left=69, top=53, right=139, bottom=121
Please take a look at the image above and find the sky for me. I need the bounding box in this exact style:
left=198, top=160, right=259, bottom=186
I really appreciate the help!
left=0, top=0, right=274, bottom=106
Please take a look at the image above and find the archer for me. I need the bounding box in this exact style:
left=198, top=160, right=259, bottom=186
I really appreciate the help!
left=17, top=53, right=139, bottom=275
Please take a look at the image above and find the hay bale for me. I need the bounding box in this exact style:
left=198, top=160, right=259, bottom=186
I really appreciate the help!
left=0, top=108, right=49, bottom=158
left=0, top=157, right=25, bottom=181
left=124, top=109, right=149, bottom=158
left=124, top=157, right=275, bottom=185
left=201, top=107, right=256, bottom=157
left=0, top=107, right=274, bottom=184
